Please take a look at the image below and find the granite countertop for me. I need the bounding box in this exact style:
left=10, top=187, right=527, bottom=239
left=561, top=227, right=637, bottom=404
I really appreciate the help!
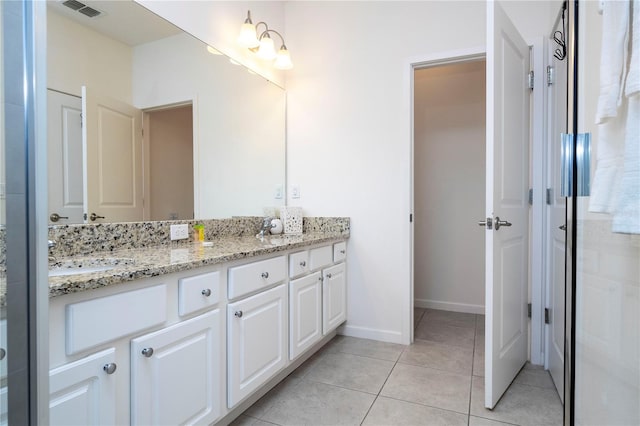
left=48, top=231, right=348, bottom=299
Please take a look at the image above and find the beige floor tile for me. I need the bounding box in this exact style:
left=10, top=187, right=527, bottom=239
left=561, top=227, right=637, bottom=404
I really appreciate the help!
left=423, top=309, right=478, bottom=329
left=260, top=380, right=376, bottom=426
left=362, top=396, right=468, bottom=426
left=381, top=363, right=471, bottom=414
left=473, top=333, right=485, bottom=377
left=324, top=335, right=406, bottom=361
left=305, top=352, right=395, bottom=394
left=244, top=376, right=303, bottom=419
left=514, top=363, right=556, bottom=389
left=415, top=321, right=476, bottom=349
left=398, top=339, right=473, bottom=374
left=470, top=376, right=563, bottom=426
left=414, top=307, right=426, bottom=326
left=230, top=415, right=279, bottom=426
left=469, top=415, right=518, bottom=426
left=476, top=314, right=486, bottom=334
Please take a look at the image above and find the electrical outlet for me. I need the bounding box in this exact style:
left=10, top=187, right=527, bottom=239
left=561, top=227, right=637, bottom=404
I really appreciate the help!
left=170, top=224, right=189, bottom=240
left=291, top=185, right=300, bottom=199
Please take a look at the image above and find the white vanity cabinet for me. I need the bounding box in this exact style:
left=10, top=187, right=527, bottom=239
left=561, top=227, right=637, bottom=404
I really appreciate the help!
left=227, top=283, right=287, bottom=408
left=323, top=262, right=347, bottom=334
left=130, top=310, right=221, bottom=426
left=49, top=348, right=117, bottom=426
left=289, top=272, right=323, bottom=360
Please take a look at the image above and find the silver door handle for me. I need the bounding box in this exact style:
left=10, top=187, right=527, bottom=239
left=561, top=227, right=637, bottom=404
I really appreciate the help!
left=559, top=224, right=567, bottom=231
left=50, top=213, right=69, bottom=222
left=89, top=213, right=105, bottom=221
left=494, top=217, right=512, bottom=231
left=478, top=217, right=493, bottom=229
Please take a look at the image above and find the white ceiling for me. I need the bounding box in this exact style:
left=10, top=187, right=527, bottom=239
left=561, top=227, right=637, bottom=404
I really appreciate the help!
left=47, top=0, right=182, bottom=46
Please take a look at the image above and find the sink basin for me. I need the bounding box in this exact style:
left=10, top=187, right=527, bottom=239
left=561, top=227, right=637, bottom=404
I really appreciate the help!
left=49, top=257, right=135, bottom=277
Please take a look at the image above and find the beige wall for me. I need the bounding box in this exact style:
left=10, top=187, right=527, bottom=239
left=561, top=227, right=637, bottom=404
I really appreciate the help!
left=414, top=61, right=486, bottom=313
left=47, top=9, right=132, bottom=102
left=147, top=105, right=194, bottom=221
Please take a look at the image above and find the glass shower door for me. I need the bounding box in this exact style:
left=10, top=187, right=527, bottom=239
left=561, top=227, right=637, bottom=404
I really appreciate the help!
left=570, top=1, right=640, bottom=424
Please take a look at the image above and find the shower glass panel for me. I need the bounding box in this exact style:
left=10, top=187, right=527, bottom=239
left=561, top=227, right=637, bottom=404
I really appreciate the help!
left=572, top=1, right=640, bottom=424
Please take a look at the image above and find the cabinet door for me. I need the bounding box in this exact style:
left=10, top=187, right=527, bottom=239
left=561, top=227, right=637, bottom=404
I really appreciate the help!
left=323, top=263, right=347, bottom=334
left=290, top=272, right=322, bottom=360
left=130, top=310, right=221, bottom=426
left=49, top=348, right=116, bottom=426
left=227, top=284, right=287, bottom=408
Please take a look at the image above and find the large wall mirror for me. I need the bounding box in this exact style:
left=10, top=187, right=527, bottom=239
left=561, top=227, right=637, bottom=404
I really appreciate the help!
left=46, top=0, right=286, bottom=224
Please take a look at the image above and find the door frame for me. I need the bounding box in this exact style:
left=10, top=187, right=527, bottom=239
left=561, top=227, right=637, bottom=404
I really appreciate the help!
left=405, top=38, right=547, bottom=366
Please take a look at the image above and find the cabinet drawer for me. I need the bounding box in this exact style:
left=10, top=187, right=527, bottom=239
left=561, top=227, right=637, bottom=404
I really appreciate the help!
left=289, top=251, right=309, bottom=278
left=66, top=285, right=167, bottom=355
left=333, top=242, right=347, bottom=262
left=228, top=256, right=286, bottom=300
left=179, top=271, right=221, bottom=316
left=309, top=246, right=332, bottom=271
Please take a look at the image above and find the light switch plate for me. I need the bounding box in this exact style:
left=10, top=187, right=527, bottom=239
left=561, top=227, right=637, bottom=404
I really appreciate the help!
left=170, top=224, right=189, bottom=240
left=291, top=185, right=300, bottom=199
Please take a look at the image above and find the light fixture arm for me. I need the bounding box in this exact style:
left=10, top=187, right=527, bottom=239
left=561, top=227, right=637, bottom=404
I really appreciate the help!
left=259, top=28, right=287, bottom=49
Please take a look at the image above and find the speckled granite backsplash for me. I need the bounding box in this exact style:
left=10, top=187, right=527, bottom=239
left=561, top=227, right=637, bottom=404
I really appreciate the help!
left=47, top=217, right=350, bottom=258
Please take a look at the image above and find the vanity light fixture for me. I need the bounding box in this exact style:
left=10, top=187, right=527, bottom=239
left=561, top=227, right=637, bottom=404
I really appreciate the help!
left=237, top=10, right=293, bottom=70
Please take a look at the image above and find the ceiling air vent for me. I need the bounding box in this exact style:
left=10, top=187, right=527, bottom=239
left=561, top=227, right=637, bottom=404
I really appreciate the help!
left=62, top=0, right=103, bottom=18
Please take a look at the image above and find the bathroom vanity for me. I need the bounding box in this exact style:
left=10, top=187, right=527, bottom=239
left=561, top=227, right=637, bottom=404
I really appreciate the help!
left=47, top=220, right=348, bottom=425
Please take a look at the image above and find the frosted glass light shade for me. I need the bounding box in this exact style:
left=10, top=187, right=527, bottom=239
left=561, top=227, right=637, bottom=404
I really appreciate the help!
left=274, top=48, right=293, bottom=70
left=256, top=36, right=277, bottom=60
left=238, top=23, right=260, bottom=48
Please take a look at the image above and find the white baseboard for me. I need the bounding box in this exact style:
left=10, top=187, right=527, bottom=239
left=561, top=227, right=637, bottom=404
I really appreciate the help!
left=414, top=298, right=485, bottom=315
left=339, top=324, right=404, bottom=345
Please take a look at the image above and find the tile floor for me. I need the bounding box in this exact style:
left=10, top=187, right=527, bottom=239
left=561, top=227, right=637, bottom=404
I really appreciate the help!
left=231, top=308, right=563, bottom=426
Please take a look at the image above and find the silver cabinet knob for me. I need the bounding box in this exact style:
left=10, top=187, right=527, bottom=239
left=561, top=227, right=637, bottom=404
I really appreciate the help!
left=318, top=276, right=323, bottom=281
left=0, top=348, right=5, bottom=360
left=50, top=213, right=69, bottom=222
left=141, top=348, right=154, bottom=358
left=201, top=289, right=212, bottom=297
left=103, top=363, right=117, bottom=374
left=494, top=216, right=512, bottom=231
left=89, top=212, right=106, bottom=221
left=326, top=273, right=332, bottom=279
left=261, top=272, right=269, bottom=279
left=235, top=311, right=243, bottom=318
left=300, top=261, right=306, bottom=267
left=340, top=250, right=346, bottom=254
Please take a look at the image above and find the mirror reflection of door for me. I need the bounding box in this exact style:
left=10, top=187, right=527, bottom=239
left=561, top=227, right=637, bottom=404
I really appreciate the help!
left=47, top=89, right=84, bottom=224
left=82, top=86, right=144, bottom=223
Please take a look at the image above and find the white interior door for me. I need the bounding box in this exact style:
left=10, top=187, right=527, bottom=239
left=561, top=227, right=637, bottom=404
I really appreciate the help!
left=485, top=0, right=531, bottom=409
left=545, top=50, right=567, bottom=402
left=82, top=86, right=143, bottom=223
left=47, top=90, right=84, bottom=224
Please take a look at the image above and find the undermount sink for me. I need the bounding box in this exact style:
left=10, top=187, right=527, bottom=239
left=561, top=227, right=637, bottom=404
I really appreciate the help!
left=49, top=257, right=135, bottom=277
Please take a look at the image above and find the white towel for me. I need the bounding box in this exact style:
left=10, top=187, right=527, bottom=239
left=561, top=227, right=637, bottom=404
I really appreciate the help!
left=612, top=95, right=640, bottom=234
left=595, top=0, right=630, bottom=124
left=625, top=0, right=640, bottom=97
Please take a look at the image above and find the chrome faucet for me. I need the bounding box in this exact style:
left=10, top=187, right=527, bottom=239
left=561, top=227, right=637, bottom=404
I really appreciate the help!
left=257, top=217, right=275, bottom=239
left=48, top=240, right=56, bottom=262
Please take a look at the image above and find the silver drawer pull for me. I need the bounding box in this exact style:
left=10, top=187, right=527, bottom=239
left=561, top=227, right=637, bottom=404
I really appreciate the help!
left=201, top=289, right=212, bottom=297
left=141, top=348, right=154, bottom=358
left=300, top=261, right=306, bottom=267
left=235, top=311, right=243, bottom=318
left=326, top=273, right=332, bottom=279
left=103, top=363, right=117, bottom=374
left=261, top=272, right=269, bottom=279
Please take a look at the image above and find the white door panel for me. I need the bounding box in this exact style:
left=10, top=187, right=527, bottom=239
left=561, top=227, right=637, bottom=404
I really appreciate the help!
left=485, top=0, right=530, bottom=409
left=82, top=86, right=143, bottom=223
left=48, top=90, right=84, bottom=224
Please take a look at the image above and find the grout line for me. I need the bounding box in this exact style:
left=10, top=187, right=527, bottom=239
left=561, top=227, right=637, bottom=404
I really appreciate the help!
left=359, top=344, right=404, bottom=425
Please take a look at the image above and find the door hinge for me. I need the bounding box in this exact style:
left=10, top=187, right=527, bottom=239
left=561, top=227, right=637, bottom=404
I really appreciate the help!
left=528, top=188, right=533, bottom=205
left=545, top=308, right=550, bottom=324
left=80, top=113, right=83, bottom=128
left=546, top=188, right=553, bottom=205
left=83, top=212, right=87, bottom=221
left=409, top=213, right=413, bottom=223
left=528, top=70, right=535, bottom=90
left=547, top=65, right=555, bottom=86
left=527, top=303, right=532, bottom=318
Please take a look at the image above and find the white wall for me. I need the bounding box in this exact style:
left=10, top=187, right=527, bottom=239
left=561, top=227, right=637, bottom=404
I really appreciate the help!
left=284, top=1, right=555, bottom=344
left=135, top=0, right=286, bottom=88
left=414, top=61, right=486, bottom=313
left=47, top=9, right=132, bottom=102
left=132, top=33, right=285, bottom=219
